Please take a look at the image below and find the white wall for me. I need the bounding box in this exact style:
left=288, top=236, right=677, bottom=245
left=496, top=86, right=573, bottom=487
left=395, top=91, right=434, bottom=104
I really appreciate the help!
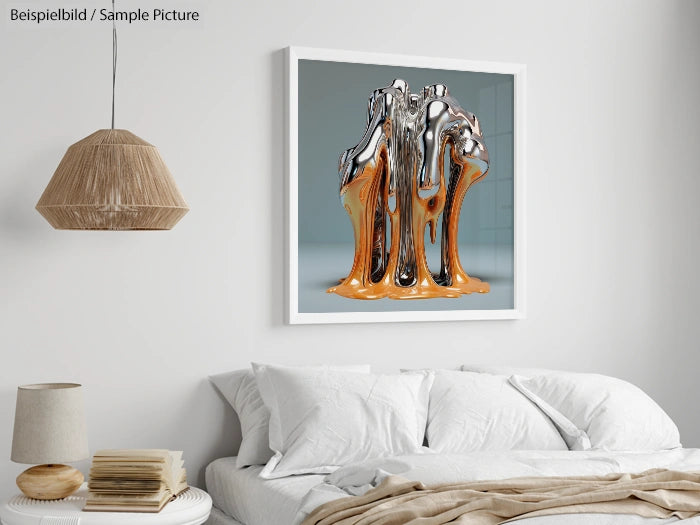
left=1, top=0, right=699, bottom=499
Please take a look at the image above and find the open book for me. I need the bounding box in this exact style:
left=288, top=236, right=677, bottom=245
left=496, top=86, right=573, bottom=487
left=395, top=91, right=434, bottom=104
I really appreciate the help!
left=84, top=449, right=187, bottom=512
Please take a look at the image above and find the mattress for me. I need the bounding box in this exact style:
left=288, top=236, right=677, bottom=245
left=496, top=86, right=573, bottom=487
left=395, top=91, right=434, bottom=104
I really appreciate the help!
left=207, top=451, right=700, bottom=525
left=205, top=457, right=325, bottom=525
left=207, top=506, right=244, bottom=525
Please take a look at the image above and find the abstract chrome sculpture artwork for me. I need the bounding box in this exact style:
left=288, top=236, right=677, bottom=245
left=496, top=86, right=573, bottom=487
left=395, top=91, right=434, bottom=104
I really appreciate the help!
left=328, top=79, right=490, bottom=300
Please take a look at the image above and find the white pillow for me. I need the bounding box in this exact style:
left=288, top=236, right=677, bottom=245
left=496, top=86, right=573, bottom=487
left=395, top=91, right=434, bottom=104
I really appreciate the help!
left=427, top=370, right=568, bottom=453
left=505, top=375, right=590, bottom=450
left=252, top=363, right=433, bottom=479
left=209, top=370, right=272, bottom=468
left=209, top=365, right=370, bottom=468
left=509, top=373, right=681, bottom=451
left=462, top=364, right=561, bottom=376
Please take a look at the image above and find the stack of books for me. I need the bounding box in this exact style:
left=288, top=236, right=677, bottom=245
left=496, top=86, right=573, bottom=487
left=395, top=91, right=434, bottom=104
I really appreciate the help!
left=84, top=449, right=188, bottom=512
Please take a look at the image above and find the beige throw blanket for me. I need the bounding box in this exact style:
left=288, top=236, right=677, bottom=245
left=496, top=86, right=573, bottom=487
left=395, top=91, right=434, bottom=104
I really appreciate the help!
left=302, top=469, right=700, bottom=525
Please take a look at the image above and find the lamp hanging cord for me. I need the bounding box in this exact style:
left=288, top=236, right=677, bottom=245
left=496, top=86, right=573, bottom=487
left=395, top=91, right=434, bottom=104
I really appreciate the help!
left=111, top=0, right=117, bottom=129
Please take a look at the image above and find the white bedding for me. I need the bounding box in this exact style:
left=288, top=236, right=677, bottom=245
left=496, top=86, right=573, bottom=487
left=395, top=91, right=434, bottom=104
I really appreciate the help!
left=207, top=507, right=244, bottom=525
left=207, top=450, right=700, bottom=525
left=205, top=457, right=325, bottom=525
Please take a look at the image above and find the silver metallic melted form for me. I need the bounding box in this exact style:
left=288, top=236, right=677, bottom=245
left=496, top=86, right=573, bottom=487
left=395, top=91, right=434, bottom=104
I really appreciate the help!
left=338, top=79, right=489, bottom=291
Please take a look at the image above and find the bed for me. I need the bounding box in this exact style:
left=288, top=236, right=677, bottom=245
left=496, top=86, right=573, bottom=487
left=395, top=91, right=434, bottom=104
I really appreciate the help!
left=205, top=458, right=324, bottom=525
left=206, top=364, right=700, bottom=525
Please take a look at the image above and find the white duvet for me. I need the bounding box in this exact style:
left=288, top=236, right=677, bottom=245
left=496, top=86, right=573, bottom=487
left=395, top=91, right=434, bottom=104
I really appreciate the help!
left=293, top=449, right=700, bottom=525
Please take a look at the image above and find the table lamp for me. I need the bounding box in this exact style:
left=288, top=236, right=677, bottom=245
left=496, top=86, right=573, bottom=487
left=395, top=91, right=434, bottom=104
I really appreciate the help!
left=11, top=383, right=89, bottom=500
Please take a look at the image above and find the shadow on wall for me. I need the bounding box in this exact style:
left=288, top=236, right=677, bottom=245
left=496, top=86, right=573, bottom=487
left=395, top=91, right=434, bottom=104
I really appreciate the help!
left=0, top=152, right=56, bottom=239
left=189, top=379, right=241, bottom=489
left=2, top=385, right=17, bottom=460
left=1, top=386, right=35, bottom=492
left=269, top=49, right=286, bottom=329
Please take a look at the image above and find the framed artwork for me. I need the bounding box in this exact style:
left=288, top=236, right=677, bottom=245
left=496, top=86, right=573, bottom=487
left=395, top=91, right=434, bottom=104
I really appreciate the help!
left=286, top=46, right=526, bottom=324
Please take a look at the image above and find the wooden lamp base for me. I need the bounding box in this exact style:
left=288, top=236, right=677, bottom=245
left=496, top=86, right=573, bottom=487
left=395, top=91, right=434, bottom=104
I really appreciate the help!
left=16, top=464, right=84, bottom=500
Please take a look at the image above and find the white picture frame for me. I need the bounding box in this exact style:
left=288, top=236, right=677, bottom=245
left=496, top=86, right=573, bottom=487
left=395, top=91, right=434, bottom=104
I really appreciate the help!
left=286, top=46, right=526, bottom=325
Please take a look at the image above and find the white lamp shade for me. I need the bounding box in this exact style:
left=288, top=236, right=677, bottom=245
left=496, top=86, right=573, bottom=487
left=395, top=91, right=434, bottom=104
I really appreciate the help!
left=11, top=383, right=89, bottom=465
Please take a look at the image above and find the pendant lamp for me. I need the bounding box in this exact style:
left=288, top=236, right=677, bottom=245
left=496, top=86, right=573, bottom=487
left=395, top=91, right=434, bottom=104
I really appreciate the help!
left=36, top=2, right=188, bottom=230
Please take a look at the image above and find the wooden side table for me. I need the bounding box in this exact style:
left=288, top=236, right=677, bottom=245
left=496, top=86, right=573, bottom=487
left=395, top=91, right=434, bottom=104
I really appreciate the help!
left=0, top=485, right=211, bottom=525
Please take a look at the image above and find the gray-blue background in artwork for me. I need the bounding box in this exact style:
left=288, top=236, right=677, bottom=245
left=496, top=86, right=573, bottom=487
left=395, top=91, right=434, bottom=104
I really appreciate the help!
left=297, top=59, right=514, bottom=313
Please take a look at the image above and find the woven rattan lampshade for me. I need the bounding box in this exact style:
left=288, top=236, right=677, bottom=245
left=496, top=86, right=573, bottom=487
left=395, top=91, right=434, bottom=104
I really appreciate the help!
left=36, top=129, right=188, bottom=230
